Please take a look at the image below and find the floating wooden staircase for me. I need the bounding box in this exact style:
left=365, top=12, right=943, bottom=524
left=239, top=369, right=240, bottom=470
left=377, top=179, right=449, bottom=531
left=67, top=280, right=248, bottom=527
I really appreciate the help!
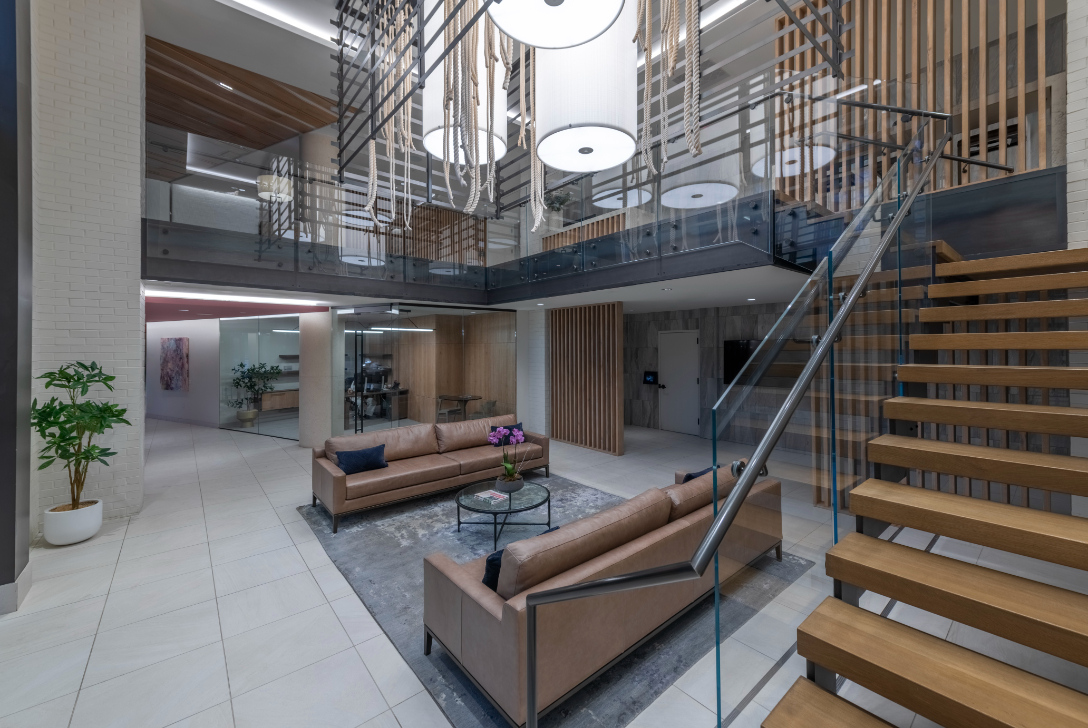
left=763, top=246, right=1088, bottom=726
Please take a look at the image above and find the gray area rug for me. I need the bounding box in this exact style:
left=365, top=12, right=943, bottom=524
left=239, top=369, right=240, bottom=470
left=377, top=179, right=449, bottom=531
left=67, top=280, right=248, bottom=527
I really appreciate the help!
left=300, top=474, right=812, bottom=728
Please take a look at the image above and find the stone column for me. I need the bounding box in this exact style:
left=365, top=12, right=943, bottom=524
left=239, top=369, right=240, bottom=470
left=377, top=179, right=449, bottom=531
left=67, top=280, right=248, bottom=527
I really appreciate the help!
left=299, top=311, right=334, bottom=448
left=516, top=309, right=549, bottom=435
left=0, top=0, right=33, bottom=614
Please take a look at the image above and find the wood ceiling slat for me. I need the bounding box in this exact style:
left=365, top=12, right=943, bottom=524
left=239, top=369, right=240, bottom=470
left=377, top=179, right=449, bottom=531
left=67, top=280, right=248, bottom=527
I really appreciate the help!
left=146, top=87, right=278, bottom=149
left=145, top=36, right=338, bottom=150
left=145, top=63, right=309, bottom=139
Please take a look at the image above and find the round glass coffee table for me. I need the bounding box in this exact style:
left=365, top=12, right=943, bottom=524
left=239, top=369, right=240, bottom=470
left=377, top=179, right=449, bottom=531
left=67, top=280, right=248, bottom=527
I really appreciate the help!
left=456, top=481, right=551, bottom=549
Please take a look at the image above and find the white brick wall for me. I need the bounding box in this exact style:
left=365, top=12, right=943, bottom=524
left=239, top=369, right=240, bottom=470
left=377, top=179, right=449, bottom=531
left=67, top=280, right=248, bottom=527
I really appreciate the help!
left=516, top=309, right=549, bottom=436
left=30, top=0, right=145, bottom=528
left=1069, top=1, right=1088, bottom=249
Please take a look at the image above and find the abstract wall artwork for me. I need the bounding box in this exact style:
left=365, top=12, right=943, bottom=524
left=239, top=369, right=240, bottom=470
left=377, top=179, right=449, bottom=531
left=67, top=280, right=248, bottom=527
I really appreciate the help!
left=160, top=337, right=190, bottom=391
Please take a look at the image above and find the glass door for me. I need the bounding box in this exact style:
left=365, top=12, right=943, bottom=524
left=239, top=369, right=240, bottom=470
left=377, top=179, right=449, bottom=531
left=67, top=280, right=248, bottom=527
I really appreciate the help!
left=219, top=314, right=301, bottom=439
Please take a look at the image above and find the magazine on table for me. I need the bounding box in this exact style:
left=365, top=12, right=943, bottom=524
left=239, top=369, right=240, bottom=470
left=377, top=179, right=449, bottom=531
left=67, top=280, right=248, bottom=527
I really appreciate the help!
left=475, top=490, right=510, bottom=503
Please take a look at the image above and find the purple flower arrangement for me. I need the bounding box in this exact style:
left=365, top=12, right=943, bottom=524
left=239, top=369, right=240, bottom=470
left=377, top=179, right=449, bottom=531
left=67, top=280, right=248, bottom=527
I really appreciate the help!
left=488, top=426, right=527, bottom=480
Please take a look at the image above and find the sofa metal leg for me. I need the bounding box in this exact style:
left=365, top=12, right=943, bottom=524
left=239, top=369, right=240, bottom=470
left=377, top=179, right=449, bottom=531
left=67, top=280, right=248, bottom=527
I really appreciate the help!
left=424, top=630, right=433, bottom=656
left=774, top=542, right=783, bottom=562
left=333, top=514, right=339, bottom=534
left=544, top=465, right=550, bottom=478
left=312, top=493, right=317, bottom=507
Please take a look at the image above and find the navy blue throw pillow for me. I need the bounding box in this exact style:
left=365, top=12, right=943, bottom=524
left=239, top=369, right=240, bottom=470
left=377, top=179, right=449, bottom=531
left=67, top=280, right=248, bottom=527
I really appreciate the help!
left=482, top=526, right=558, bottom=591
left=682, top=465, right=716, bottom=483
left=490, top=422, right=524, bottom=447
left=337, top=444, right=388, bottom=475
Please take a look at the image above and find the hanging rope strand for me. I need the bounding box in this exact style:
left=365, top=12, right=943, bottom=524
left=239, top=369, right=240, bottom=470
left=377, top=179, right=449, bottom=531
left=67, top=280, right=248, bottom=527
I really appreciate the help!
left=635, top=0, right=657, bottom=176
left=683, top=0, right=702, bottom=156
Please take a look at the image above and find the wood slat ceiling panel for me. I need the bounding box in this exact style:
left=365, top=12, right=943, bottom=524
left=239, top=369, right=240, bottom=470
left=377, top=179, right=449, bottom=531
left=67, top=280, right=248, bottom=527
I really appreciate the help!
left=145, top=36, right=337, bottom=151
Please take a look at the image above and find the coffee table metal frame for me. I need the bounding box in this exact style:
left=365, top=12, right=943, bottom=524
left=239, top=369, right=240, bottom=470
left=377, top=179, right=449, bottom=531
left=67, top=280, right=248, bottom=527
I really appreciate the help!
left=456, top=482, right=551, bottom=550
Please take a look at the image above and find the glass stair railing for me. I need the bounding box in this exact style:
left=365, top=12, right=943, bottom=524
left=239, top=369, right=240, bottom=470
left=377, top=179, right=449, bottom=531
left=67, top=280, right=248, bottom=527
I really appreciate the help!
left=521, top=108, right=954, bottom=727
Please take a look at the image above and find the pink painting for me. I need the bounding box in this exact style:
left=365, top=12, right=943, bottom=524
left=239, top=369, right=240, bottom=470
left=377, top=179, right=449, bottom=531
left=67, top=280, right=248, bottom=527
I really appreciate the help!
left=160, top=337, right=189, bottom=391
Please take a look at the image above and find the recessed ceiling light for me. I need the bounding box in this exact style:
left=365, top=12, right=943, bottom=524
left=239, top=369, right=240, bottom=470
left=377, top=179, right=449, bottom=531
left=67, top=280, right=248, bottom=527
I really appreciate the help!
left=179, top=309, right=189, bottom=312
left=218, top=82, right=233, bottom=91
left=748, top=298, right=756, bottom=301
left=662, top=288, right=672, bottom=291
left=145, top=289, right=323, bottom=306
left=536, top=303, right=544, bottom=306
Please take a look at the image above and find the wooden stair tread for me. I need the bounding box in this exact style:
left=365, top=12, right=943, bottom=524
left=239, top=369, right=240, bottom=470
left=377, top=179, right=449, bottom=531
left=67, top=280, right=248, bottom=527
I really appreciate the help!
left=868, top=434, right=1088, bottom=496
left=928, top=270, right=1088, bottom=298
left=884, top=396, right=1088, bottom=437
left=763, top=677, right=894, bottom=728
left=804, top=309, right=919, bottom=326
left=849, top=479, right=1088, bottom=570
left=799, top=598, right=1088, bottom=728
left=936, top=247, right=1088, bottom=279
left=827, top=532, right=1088, bottom=668
left=919, top=298, right=1088, bottom=322
left=896, top=364, right=1088, bottom=388
left=910, top=331, right=1088, bottom=350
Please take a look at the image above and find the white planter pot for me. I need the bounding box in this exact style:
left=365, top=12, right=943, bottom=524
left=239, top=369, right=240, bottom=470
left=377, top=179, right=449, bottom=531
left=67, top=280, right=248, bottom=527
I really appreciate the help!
left=43, top=499, right=103, bottom=546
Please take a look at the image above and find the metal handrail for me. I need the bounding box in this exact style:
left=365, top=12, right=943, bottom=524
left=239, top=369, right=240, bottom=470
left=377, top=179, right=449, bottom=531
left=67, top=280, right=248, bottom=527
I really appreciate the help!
left=523, top=122, right=953, bottom=728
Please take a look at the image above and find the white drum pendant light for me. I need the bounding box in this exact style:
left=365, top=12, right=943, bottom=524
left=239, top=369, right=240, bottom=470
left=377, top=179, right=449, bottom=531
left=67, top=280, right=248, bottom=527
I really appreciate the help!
left=661, top=137, right=740, bottom=209
left=421, top=0, right=507, bottom=165
left=488, top=0, right=625, bottom=50
left=535, top=0, right=636, bottom=173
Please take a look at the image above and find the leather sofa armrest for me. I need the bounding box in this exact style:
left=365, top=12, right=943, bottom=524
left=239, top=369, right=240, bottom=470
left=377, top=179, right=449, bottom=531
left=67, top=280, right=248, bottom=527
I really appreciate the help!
left=524, top=431, right=549, bottom=462
left=312, top=454, right=345, bottom=512
left=313, top=447, right=326, bottom=459
left=424, top=553, right=507, bottom=665
left=674, top=471, right=686, bottom=485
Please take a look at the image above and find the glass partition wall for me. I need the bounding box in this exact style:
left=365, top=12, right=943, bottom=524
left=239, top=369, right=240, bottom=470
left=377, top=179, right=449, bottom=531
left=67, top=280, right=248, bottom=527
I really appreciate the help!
left=219, top=314, right=302, bottom=439
left=334, top=306, right=517, bottom=436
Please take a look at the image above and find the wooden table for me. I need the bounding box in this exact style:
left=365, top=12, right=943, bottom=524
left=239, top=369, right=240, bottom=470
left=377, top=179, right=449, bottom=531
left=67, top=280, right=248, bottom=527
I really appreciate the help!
left=436, top=394, right=481, bottom=422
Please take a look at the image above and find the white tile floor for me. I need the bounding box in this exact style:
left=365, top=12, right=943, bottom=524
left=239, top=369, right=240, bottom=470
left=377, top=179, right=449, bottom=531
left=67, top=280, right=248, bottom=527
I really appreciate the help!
left=0, top=418, right=446, bottom=728
left=6, top=420, right=1087, bottom=728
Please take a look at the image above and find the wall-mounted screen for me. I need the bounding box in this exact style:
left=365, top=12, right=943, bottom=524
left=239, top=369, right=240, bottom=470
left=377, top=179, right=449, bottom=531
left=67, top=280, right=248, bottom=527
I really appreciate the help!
left=723, top=340, right=757, bottom=385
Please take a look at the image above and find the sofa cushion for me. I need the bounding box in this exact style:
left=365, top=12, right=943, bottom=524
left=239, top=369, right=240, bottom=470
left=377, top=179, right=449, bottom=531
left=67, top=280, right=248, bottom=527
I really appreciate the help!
left=682, top=466, right=715, bottom=483
left=482, top=526, right=559, bottom=592
left=442, top=443, right=545, bottom=474
left=434, top=414, right=517, bottom=453
left=662, top=470, right=738, bottom=521
left=337, top=444, right=388, bottom=475
left=344, top=453, right=460, bottom=500
left=325, top=423, right=438, bottom=466
left=496, top=489, right=672, bottom=599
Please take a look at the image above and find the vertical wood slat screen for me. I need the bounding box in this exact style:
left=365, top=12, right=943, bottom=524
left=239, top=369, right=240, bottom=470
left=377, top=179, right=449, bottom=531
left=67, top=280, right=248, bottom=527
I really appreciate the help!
left=541, top=213, right=626, bottom=252
left=774, top=0, right=1060, bottom=212
left=548, top=302, right=625, bottom=455
left=339, top=203, right=487, bottom=266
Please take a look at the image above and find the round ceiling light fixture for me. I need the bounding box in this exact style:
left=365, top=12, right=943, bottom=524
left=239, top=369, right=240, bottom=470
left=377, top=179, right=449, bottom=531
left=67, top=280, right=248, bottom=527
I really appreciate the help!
left=340, top=254, right=386, bottom=267
left=421, top=0, right=507, bottom=164
left=257, top=175, right=292, bottom=202
left=535, top=0, right=636, bottom=172
left=488, top=0, right=625, bottom=50
left=591, top=187, right=652, bottom=209
left=661, top=182, right=738, bottom=209
left=751, top=145, right=836, bottom=178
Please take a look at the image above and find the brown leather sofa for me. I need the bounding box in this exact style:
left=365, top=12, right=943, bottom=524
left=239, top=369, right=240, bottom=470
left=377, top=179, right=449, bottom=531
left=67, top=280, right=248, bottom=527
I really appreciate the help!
left=422, top=468, right=782, bottom=726
left=312, top=415, right=549, bottom=532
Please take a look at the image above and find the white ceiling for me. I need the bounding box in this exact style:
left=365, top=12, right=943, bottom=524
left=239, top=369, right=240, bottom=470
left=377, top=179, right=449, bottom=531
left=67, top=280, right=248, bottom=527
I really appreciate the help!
left=505, top=266, right=809, bottom=314
left=145, top=264, right=809, bottom=315
left=143, top=0, right=336, bottom=97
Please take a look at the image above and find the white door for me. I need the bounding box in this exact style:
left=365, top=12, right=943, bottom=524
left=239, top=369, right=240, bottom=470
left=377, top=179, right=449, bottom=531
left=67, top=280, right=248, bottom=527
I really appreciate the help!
left=658, top=331, right=701, bottom=435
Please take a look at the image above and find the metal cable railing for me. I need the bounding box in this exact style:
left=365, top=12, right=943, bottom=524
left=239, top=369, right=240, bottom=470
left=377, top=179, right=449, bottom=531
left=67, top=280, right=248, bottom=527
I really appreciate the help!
left=523, top=111, right=953, bottom=728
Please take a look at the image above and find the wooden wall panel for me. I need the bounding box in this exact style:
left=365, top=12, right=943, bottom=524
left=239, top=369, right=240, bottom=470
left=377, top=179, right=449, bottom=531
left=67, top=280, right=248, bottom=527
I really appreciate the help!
left=549, top=302, right=625, bottom=455
left=541, top=213, right=626, bottom=252
left=463, top=312, right=517, bottom=418
left=774, top=0, right=1062, bottom=210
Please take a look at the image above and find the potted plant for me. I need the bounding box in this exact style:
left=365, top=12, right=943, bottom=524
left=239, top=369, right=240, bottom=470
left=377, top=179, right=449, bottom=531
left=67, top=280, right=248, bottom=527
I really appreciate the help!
left=228, top=362, right=282, bottom=427
left=30, top=362, right=131, bottom=546
left=487, top=426, right=530, bottom=493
